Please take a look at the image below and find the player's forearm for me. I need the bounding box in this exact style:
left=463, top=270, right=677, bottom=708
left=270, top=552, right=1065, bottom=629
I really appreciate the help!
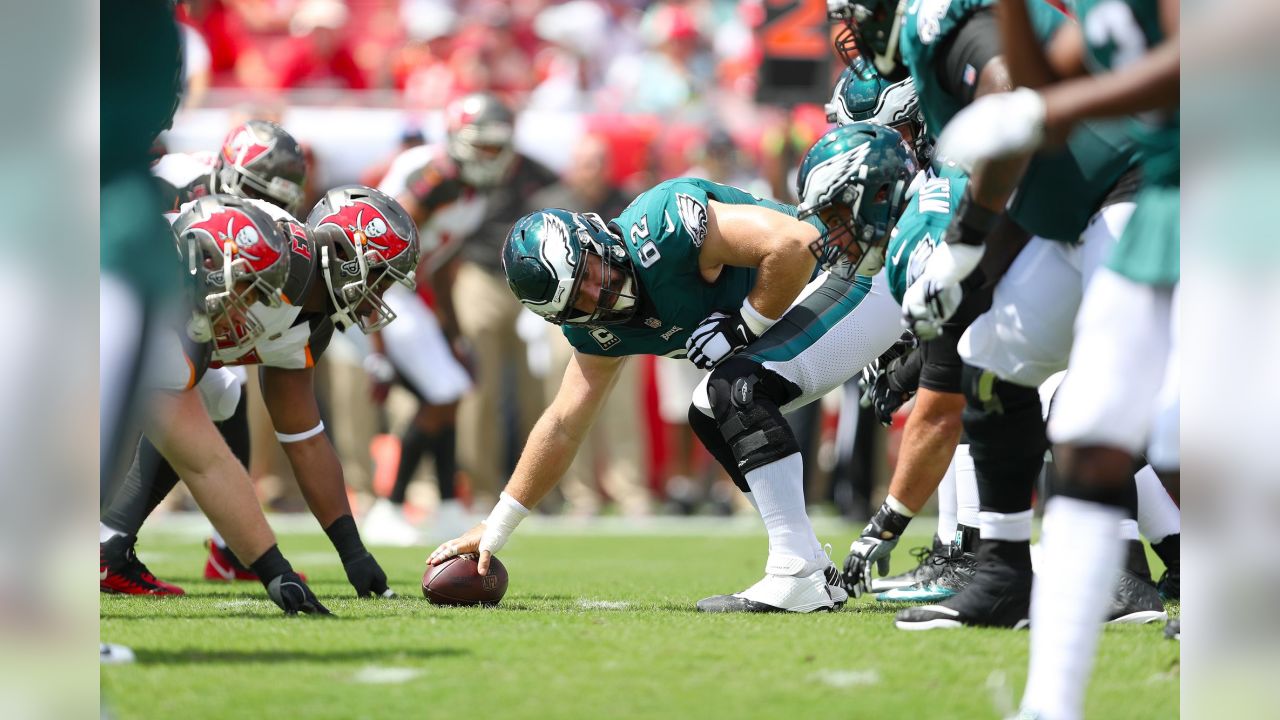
left=998, top=0, right=1059, bottom=88
left=749, top=235, right=816, bottom=320
left=282, top=438, right=355, bottom=527
left=969, top=152, right=1032, bottom=215
left=502, top=410, right=591, bottom=510
left=1041, top=40, right=1179, bottom=138
left=886, top=389, right=965, bottom=512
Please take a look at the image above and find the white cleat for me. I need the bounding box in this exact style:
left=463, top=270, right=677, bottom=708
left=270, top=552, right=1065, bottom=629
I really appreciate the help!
left=361, top=499, right=421, bottom=547
left=100, top=643, right=135, bottom=664
left=697, top=554, right=846, bottom=613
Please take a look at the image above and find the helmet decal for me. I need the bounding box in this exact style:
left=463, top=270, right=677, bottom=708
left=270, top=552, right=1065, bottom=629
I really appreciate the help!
left=186, top=207, right=282, bottom=276
left=800, top=141, right=871, bottom=212
left=221, top=126, right=274, bottom=168
left=313, top=200, right=410, bottom=261
left=538, top=212, right=575, bottom=310
left=675, top=193, right=707, bottom=247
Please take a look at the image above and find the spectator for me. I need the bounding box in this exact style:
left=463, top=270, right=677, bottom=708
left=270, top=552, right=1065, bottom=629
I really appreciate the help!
left=250, top=0, right=368, bottom=90
left=396, top=1, right=460, bottom=108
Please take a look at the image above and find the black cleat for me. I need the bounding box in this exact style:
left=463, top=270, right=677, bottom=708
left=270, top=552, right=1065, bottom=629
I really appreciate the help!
left=895, top=539, right=1031, bottom=631
left=1107, top=540, right=1166, bottom=624
left=1151, top=534, right=1180, bottom=601
left=876, top=549, right=978, bottom=603
left=1163, top=617, right=1180, bottom=641
left=870, top=536, right=948, bottom=593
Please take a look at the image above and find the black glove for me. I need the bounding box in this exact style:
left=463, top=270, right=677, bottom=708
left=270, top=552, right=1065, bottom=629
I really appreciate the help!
left=266, top=571, right=331, bottom=615
left=842, top=501, right=914, bottom=596
left=685, top=309, right=758, bottom=370
left=343, top=551, right=395, bottom=598
left=860, top=333, right=920, bottom=426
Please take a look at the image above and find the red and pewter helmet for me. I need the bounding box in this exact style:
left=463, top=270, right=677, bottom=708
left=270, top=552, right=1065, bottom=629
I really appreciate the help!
left=445, top=93, right=516, bottom=188
left=213, top=120, right=308, bottom=215
left=173, top=194, right=291, bottom=351
left=307, top=184, right=420, bottom=333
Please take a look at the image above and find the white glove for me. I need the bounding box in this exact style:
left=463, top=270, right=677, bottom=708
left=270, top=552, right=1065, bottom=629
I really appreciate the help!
left=362, top=352, right=395, bottom=383
left=936, top=87, right=1047, bottom=172
left=685, top=302, right=775, bottom=370
left=826, top=0, right=856, bottom=20
left=900, top=242, right=984, bottom=340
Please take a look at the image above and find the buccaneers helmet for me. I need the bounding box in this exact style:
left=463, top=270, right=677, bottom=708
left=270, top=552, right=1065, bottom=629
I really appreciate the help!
left=213, top=120, right=308, bottom=215
left=445, top=93, right=517, bottom=188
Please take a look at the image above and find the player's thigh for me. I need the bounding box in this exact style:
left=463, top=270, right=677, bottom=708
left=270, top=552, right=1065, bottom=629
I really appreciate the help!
left=959, top=238, right=1083, bottom=387
left=1048, top=268, right=1173, bottom=454
left=382, top=286, right=472, bottom=405
left=743, top=272, right=902, bottom=414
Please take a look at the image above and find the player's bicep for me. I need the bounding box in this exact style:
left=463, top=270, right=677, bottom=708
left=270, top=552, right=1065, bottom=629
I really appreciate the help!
left=700, top=201, right=815, bottom=271
left=1043, top=22, right=1087, bottom=80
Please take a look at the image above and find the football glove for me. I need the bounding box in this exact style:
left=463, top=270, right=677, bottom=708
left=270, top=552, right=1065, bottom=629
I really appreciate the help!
left=266, top=571, right=331, bottom=615
left=343, top=551, right=395, bottom=598
left=685, top=310, right=757, bottom=370
left=842, top=501, right=914, bottom=596
left=936, top=88, right=1047, bottom=172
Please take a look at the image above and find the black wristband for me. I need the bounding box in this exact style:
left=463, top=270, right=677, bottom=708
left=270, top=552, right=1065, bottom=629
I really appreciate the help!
left=866, top=501, right=913, bottom=539
left=249, top=544, right=293, bottom=587
left=944, top=189, right=1000, bottom=247
left=324, top=514, right=368, bottom=564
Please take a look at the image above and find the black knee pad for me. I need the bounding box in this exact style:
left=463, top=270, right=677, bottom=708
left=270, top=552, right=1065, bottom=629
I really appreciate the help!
left=961, top=364, right=1047, bottom=514
left=704, top=357, right=801, bottom=476
left=688, top=404, right=750, bottom=493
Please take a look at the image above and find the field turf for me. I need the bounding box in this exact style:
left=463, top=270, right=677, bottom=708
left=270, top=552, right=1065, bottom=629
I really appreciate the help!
left=101, top=517, right=1179, bottom=719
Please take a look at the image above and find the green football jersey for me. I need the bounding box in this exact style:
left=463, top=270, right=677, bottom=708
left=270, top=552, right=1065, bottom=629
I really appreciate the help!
left=884, top=165, right=971, bottom=305
left=899, top=0, right=1137, bottom=243
left=562, top=178, right=820, bottom=358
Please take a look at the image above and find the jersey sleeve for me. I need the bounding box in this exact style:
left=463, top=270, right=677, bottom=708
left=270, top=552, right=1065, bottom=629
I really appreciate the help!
left=934, top=7, right=1000, bottom=103
left=403, top=158, right=466, bottom=213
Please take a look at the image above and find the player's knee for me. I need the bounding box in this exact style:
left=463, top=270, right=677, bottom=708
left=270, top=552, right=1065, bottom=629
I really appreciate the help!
left=961, top=364, right=1047, bottom=482
left=705, top=357, right=799, bottom=474
left=1050, top=444, right=1134, bottom=509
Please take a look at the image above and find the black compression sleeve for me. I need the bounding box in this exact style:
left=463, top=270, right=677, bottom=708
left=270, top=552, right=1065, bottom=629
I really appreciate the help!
left=935, top=8, right=1002, bottom=103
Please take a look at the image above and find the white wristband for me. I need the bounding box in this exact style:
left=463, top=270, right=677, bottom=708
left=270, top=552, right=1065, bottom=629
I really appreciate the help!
left=886, top=494, right=916, bottom=518
left=739, top=299, right=777, bottom=337
left=479, top=491, right=531, bottom=555
left=275, top=421, right=325, bottom=444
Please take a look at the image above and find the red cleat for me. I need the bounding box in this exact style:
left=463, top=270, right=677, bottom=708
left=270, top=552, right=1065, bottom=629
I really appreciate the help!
left=203, top=540, right=307, bottom=582
left=100, top=535, right=185, bottom=596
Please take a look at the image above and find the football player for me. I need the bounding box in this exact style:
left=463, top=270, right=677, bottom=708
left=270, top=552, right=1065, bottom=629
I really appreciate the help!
left=933, top=1, right=1180, bottom=716
left=832, top=0, right=1168, bottom=630
left=427, top=137, right=913, bottom=612
left=111, top=196, right=327, bottom=613
left=101, top=186, right=417, bottom=599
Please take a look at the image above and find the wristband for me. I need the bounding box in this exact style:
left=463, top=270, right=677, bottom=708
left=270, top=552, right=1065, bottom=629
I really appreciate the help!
left=275, top=420, right=325, bottom=444
left=323, top=514, right=369, bottom=564
left=249, top=544, right=293, bottom=588
left=885, top=494, right=917, bottom=518
left=739, top=300, right=777, bottom=338
left=479, top=492, right=531, bottom=555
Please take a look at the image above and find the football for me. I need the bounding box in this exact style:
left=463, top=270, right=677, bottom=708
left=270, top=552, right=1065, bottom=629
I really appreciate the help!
left=422, top=554, right=508, bottom=606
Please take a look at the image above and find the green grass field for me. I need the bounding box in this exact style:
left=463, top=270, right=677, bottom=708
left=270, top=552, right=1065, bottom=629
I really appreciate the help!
left=101, top=519, right=1179, bottom=719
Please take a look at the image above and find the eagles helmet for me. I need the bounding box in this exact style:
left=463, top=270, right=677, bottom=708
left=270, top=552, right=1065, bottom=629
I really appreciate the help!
left=797, top=122, right=919, bottom=277
left=173, top=194, right=292, bottom=351
left=829, top=0, right=908, bottom=80
left=446, top=93, right=517, bottom=189
left=214, top=120, right=308, bottom=215
left=502, top=209, right=639, bottom=328
left=826, top=57, right=930, bottom=166
left=308, top=185, right=420, bottom=333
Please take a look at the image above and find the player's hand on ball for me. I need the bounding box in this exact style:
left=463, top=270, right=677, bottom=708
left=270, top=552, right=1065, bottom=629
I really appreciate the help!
left=343, top=551, right=395, bottom=598
left=266, top=571, right=331, bottom=615
left=686, top=310, right=757, bottom=369
left=936, top=87, right=1046, bottom=171
left=428, top=522, right=490, bottom=573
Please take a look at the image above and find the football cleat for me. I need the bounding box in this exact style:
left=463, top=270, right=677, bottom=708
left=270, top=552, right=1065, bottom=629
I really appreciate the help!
left=100, top=535, right=185, bottom=596
left=876, top=549, right=977, bottom=603
left=870, top=536, right=949, bottom=593
left=100, top=643, right=136, bottom=665
left=1151, top=534, right=1180, bottom=601
left=361, top=499, right=422, bottom=547
left=895, top=539, right=1031, bottom=631
left=1106, top=540, right=1167, bottom=624
left=1163, top=617, right=1180, bottom=641
left=204, top=539, right=259, bottom=581
left=697, top=554, right=847, bottom=614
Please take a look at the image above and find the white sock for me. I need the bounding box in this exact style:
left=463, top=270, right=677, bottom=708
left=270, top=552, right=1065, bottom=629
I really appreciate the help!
left=99, top=523, right=127, bottom=544
left=1134, top=464, right=1179, bottom=544
left=954, top=444, right=980, bottom=529
left=210, top=528, right=228, bottom=549
left=744, top=453, right=824, bottom=575
left=978, top=509, right=1034, bottom=542
left=742, top=491, right=759, bottom=513
left=935, top=457, right=958, bottom=544
left=1020, top=496, right=1125, bottom=720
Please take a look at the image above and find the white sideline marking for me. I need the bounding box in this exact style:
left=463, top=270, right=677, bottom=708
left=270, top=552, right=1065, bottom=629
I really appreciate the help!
left=214, top=600, right=262, bottom=609
left=576, top=599, right=630, bottom=610
left=352, top=666, right=421, bottom=684
left=812, top=669, right=880, bottom=688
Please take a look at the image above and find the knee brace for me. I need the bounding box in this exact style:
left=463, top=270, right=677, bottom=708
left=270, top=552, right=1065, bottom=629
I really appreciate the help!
left=961, top=364, right=1048, bottom=514
left=702, top=357, right=801, bottom=476
left=688, top=404, right=750, bottom=493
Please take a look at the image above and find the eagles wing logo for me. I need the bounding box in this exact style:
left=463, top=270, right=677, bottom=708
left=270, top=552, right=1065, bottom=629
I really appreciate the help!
left=222, top=127, right=274, bottom=167
left=675, top=193, right=708, bottom=247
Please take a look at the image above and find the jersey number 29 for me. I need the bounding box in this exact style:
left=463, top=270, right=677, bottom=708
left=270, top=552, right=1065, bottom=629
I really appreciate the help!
left=629, top=217, right=662, bottom=268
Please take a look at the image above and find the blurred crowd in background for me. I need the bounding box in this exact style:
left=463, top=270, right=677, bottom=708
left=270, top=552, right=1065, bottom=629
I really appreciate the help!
left=159, top=0, right=908, bottom=527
